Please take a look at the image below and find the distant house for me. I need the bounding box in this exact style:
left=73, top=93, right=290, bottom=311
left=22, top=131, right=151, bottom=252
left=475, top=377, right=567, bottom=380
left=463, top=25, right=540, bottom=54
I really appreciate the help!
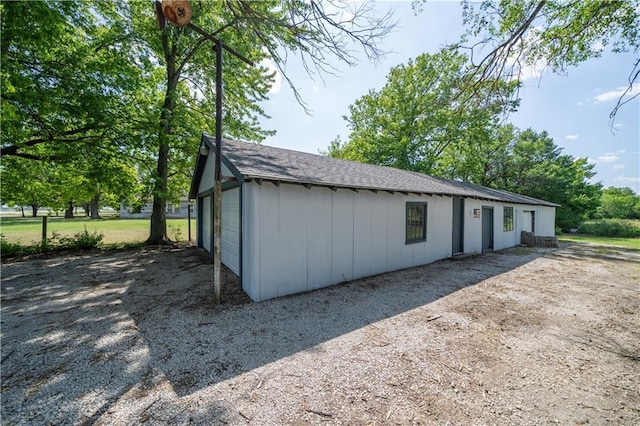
left=119, top=197, right=193, bottom=219
left=190, top=134, right=558, bottom=302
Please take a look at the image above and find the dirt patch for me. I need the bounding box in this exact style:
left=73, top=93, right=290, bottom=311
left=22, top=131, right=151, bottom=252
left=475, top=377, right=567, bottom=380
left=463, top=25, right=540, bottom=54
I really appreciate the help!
left=1, top=243, right=639, bottom=424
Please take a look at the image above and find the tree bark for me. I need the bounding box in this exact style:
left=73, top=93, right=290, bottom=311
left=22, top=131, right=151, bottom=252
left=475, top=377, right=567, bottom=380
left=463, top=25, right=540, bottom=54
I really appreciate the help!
left=30, top=204, right=39, bottom=217
left=90, top=194, right=101, bottom=219
left=147, top=139, right=170, bottom=244
left=147, top=33, right=177, bottom=245
left=83, top=203, right=90, bottom=216
left=21, top=206, right=25, bottom=217
left=65, top=201, right=74, bottom=218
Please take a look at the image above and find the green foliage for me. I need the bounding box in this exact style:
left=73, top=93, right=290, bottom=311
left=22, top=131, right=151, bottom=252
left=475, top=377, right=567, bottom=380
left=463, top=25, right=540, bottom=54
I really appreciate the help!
left=168, top=225, right=183, bottom=242
left=58, top=228, right=105, bottom=250
left=598, top=187, right=640, bottom=219
left=478, top=127, right=602, bottom=231
left=577, top=219, right=640, bottom=238
left=329, top=50, right=517, bottom=175
left=1, top=1, right=141, bottom=160
left=0, top=228, right=104, bottom=259
left=0, top=236, right=39, bottom=257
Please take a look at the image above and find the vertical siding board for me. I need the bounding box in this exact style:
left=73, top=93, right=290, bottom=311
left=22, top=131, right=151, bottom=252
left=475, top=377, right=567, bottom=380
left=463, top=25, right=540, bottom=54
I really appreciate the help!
left=259, top=184, right=279, bottom=301
left=242, top=184, right=260, bottom=301
left=353, top=191, right=373, bottom=280
left=202, top=195, right=212, bottom=252
left=221, top=187, right=240, bottom=274
left=386, top=194, right=404, bottom=271
left=277, top=185, right=309, bottom=297
left=306, top=188, right=333, bottom=290
left=331, top=189, right=355, bottom=284
left=436, top=196, right=454, bottom=260
left=370, top=192, right=388, bottom=276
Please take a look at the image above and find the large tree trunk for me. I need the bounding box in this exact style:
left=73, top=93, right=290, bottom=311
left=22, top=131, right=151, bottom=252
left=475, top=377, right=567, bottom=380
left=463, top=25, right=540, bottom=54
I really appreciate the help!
left=90, top=194, right=101, bottom=219
left=64, top=201, right=74, bottom=218
left=147, top=36, right=177, bottom=245
left=147, top=138, right=170, bottom=244
left=30, top=204, right=39, bottom=217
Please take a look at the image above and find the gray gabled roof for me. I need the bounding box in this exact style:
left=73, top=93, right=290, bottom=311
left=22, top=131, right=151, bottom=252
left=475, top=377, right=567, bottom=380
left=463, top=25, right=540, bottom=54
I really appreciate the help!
left=190, top=134, right=558, bottom=207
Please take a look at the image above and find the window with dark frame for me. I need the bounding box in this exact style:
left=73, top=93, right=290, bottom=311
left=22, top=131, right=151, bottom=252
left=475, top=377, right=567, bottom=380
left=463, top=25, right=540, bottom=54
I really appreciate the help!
left=503, top=206, right=514, bottom=231
left=406, top=202, right=427, bottom=244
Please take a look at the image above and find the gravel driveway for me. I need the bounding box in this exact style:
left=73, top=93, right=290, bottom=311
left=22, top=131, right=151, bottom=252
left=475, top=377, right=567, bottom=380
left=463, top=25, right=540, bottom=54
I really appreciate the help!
left=1, top=243, right=639, bottom=425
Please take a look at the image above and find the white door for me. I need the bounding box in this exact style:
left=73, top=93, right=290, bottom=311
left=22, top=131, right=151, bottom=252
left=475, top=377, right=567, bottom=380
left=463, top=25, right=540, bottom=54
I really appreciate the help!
left=522, top=211, right=533, bottom=233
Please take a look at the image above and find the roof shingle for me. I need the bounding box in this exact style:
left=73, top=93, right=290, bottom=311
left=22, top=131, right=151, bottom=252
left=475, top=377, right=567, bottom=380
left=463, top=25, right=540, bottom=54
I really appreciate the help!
left=194, top=134, right=558, bottom=207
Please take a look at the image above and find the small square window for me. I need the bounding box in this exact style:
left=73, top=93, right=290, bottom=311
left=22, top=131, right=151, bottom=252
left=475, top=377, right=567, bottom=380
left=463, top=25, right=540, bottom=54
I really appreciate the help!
left=406, top=202, right=427, bottom=244
left=503, top=206, right=514, bottom=232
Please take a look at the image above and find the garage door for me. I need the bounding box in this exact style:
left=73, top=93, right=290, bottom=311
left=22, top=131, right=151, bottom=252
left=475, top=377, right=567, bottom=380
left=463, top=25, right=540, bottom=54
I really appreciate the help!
left=221, top=187, right=240, bottom=275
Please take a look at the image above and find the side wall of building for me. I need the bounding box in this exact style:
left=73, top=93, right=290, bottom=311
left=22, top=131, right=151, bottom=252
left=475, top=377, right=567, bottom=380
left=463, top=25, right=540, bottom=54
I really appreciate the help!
left=241, top=182, right=454, bottom=302
left=463, top=200, right=557, bottom=253
left=196, top=152, right=239, bottom=269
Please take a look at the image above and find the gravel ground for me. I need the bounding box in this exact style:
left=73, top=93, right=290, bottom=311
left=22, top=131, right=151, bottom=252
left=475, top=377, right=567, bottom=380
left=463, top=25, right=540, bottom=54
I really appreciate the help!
left=1, top=243, right=639, bottom=425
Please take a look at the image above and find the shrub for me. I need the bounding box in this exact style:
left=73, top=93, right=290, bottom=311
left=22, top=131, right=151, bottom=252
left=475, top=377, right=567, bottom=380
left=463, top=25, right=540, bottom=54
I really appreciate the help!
left=0, top=228, right=104, bottom=259
left=58, top=228, right=104, bottom=250
left=577, top=219, right=640, bottom=238
left=169, top=224, right=183, bottom=242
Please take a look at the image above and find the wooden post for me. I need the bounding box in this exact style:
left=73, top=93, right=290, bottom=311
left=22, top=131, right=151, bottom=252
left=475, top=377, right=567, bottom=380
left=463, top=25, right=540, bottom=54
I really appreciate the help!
left=187, top=203, right=192, bottom=242
left=42, top=216, right=47, bottom=245
left=213, top=39, right=223, bottom=305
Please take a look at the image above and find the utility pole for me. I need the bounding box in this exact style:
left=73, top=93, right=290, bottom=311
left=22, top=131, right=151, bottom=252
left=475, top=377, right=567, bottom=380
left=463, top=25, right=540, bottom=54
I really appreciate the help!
left=213, top=38, right=223, bottom=304
left=155, top=0, right=253, bottom=304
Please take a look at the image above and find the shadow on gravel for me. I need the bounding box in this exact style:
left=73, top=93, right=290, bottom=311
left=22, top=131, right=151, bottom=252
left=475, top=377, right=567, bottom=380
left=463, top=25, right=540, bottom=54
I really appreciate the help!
left=1, top=245, right=557, bottom=423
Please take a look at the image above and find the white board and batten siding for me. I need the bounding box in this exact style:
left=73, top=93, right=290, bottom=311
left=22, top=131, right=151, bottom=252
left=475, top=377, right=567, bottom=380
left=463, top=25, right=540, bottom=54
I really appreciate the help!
left=196, top=152, right=241, bottom=273
left=463, top=200, right=557, bottom=253
left=221, top=187, right=240, bottom=275
left=241, top=182, right=453, bottom=302
left=201, top=195, right=212, bottom=252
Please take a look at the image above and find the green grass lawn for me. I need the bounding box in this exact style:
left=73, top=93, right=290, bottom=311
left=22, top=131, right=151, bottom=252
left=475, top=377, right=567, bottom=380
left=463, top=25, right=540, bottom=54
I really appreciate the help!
left=558, top=234, right=640, bottom=250
left=0, top=215, right=196, bottom=245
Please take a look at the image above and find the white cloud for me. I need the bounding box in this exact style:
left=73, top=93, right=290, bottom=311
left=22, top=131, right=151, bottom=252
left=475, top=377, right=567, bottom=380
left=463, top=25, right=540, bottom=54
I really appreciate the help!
left=613, top=164, right=624, bottom=170
left=564, top=134, right=580, bottom=140
left=614, top=123, right=624, bottom=128
left=597, top=153, right=619, bottom=163
left=614, top=176, right=640, bottom=184
left=577, top=101, right=584, bottom=107
left=507, top=26, right=546, bottom=82
left=594, top=83, right=640, bottom=103
left=518, top=62, right=546, bottom=82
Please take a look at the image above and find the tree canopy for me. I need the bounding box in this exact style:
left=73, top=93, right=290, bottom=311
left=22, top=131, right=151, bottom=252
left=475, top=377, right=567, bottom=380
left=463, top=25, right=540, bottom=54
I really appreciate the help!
left=423, top=0, right=640, bottom=120
left=598, top=187, right=640, bottom=219
left=326, top=49, right=517, bottom=175
left=1, top=1, right=394, bottom=244
left=1, top=1, right=140, bottom=160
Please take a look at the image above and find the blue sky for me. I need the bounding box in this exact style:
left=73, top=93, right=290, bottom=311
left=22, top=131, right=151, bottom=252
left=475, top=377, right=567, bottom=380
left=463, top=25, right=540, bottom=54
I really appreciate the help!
left=257, top=1, right=639, bottom=193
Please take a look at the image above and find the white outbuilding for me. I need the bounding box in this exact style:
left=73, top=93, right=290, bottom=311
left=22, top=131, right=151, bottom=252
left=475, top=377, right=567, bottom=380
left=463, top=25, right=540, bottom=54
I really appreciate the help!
left=189, top=134, right=558, bottom=302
